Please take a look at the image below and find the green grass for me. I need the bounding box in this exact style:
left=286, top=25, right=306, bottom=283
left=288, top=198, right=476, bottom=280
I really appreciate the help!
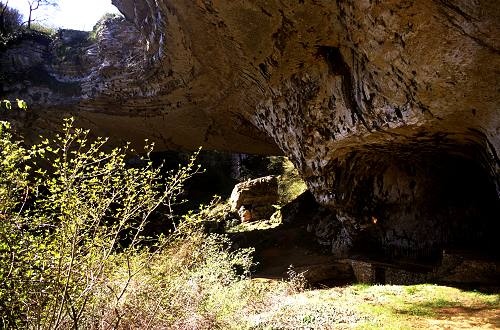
left=352, top=283, right=372, bottom=292
left=226, top=283, right=499, bottom=329
left=227, top=217, right=281, bottom=233
left=30, top=23, right=57, bottom=36
left=352, top=284, right=499, bottom=329
left=277, top=158, right=307, bottom=205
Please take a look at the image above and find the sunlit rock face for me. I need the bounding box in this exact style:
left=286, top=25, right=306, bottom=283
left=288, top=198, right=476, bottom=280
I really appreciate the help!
left=1, top=0, right=499, bottom=260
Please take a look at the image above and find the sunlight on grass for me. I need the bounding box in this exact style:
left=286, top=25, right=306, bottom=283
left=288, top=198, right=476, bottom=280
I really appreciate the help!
left=277, top=158, right=307, bottom=204
left=353, top=284, right=499, bottom=329
left=227, top=218, right=282, bottom=233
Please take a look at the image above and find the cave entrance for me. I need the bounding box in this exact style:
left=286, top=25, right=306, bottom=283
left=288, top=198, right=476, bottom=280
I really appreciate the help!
left=348, top=141, right=500, bottom=266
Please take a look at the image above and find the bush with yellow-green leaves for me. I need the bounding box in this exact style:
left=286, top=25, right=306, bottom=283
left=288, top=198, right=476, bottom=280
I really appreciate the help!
left=0, top=104, right=261, bottom=328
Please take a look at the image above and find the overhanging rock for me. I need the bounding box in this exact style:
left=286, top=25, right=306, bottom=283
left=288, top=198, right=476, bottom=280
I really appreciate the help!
left=1, top=0, right=499, bottom=260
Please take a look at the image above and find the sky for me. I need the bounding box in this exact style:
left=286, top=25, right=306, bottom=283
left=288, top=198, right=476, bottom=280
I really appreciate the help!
left=8, top=0, right=121, bottom=31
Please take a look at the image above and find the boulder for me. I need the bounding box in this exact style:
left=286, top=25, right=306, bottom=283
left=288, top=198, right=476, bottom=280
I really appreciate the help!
left=230, top=176, right=278, bottom=222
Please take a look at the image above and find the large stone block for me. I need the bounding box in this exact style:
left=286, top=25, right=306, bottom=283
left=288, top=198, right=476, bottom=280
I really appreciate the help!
left=230, top=176, right=278, bottom=222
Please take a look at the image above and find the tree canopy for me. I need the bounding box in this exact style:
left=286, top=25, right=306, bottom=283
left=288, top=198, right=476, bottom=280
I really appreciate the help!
left=0, top=1, right=22, bottom=35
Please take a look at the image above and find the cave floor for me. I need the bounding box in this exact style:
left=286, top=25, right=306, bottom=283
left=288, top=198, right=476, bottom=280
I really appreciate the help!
left=229, top=217, right=350, bottom=284
left=230, top=217, right=439, bottom=286
left=230, top=216, right=500, bottom=287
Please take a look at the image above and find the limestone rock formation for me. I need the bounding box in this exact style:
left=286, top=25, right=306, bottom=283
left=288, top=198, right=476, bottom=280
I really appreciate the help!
left=230, top=176, right=278, bottom=222
left=1, top=1, right=499, bottom=262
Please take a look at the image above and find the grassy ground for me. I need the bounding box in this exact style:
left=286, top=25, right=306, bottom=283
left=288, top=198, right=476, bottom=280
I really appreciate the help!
left=225, top=199, right=499, bottom=329
left=224, top=217, right=499, bottom=328
left=353, top=284, right=499, bottom=329
left=247, top=282, right=499, bottom=329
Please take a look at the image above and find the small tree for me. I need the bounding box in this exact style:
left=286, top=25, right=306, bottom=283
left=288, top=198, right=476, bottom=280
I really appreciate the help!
left=25, top=0, right=57, bottom=29
left=0, top=110, right=204, bottom=328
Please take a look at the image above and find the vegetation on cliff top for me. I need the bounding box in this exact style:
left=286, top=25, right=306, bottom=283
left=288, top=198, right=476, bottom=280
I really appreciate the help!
left=1, top=1, right=120, bottom=46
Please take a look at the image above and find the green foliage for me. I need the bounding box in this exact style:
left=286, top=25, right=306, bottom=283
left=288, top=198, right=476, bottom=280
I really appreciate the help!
left=0, top=117, right=202, bottom=328
left=118, top=231, right=256, bottom=328
left=29, top=22, right=56, bottom=36
left=0, top=119, right=39, bottom=327
left=0, top=98, right=28, bottom=111
left=277, top=157, right=307, bottom=205
left=0, top=2, right=22, bottom=36
left=89, top=13, right=122, bottom=41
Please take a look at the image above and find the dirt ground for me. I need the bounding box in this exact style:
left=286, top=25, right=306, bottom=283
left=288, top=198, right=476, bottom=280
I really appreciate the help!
left=426, top=307, right=500, bottom=329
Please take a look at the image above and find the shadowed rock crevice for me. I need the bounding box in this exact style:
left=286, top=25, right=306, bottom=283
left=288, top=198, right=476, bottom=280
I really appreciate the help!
left=317, top=46, right=371, bottom=131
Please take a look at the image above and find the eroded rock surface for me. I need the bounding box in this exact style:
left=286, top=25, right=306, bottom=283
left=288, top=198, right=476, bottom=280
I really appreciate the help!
left=1, top=0, right=499, bottom=262
left=230, top=176, right=278, bottom=222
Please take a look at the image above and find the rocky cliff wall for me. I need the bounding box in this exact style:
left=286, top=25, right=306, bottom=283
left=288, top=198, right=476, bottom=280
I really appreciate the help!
left=1, top=0, right=499, bottom=260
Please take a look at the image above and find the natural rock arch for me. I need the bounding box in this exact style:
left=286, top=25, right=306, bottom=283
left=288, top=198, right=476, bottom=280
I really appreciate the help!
left=1, top=0, right=499, bottom=262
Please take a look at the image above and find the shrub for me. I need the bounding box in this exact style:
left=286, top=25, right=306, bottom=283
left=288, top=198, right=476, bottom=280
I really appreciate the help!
left=99, top=230, right=257, bottom=329
left=0, top=107, right=313, bottom=329
left=0, top=117, right=202, bottom=328
left=29, top=22, right=56, bottom=36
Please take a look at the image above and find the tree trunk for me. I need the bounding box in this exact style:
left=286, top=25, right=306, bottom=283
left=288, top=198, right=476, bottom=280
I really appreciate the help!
left=27, top=7, right=32, bottom=29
